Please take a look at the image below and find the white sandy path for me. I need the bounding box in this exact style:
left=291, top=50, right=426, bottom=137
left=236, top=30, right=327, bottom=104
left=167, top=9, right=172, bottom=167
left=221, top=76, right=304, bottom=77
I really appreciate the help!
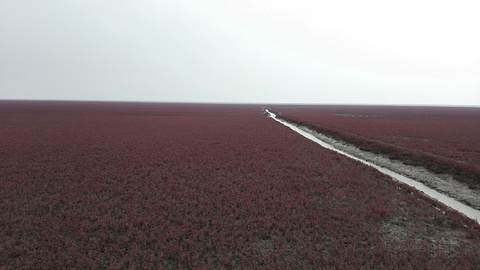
left=266, top=110, right=480, bottom=225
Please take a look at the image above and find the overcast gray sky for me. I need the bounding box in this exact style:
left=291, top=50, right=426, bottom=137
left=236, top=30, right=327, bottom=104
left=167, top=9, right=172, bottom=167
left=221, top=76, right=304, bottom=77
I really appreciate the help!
left=1, top=0, right=479, bottom=105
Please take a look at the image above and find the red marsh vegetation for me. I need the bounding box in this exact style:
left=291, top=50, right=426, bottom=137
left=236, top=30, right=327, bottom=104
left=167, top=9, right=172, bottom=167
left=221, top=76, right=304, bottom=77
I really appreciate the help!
left=273, top=105, right=480, bottom=188
left=1, top=101, right=480, bottom=268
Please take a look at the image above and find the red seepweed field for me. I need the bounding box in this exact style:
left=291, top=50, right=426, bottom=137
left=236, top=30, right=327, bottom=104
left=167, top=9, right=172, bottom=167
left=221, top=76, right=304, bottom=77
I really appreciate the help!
left=273, top=105, right=480, bottom=187
left=1, top=101, right=480, bottom=268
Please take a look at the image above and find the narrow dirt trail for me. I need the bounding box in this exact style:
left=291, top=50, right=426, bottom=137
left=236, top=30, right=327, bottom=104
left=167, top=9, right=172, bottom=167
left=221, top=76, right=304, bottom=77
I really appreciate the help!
left=265, top=109, right=480, bottom=224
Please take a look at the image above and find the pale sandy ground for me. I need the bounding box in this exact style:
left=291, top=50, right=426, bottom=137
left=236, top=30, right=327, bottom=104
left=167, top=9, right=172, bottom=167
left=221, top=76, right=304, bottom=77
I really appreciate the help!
left=265, top=109, right=480, bottom=224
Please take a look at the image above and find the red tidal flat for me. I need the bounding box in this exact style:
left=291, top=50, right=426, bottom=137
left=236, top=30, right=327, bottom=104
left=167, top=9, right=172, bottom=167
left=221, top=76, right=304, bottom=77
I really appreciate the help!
left=1, top=101, right=479, bottom=269
left=273, top=105, right=480, bottom=187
